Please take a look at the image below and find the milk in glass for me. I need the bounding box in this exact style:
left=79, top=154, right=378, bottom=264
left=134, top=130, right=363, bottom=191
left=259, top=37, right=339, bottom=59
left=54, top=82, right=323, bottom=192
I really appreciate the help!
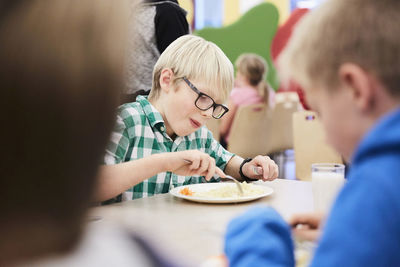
left=312, top=164, right=345, bottom=213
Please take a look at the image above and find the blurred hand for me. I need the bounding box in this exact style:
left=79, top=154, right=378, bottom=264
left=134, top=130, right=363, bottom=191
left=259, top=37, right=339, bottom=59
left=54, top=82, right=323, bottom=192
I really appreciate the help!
left=289, top=213, right=325, bottom=242
left=201, top=254, right=228, bottom=267
left=164, top=150, right=225, bottom=181
left=242, top=155, right=279, bottom=181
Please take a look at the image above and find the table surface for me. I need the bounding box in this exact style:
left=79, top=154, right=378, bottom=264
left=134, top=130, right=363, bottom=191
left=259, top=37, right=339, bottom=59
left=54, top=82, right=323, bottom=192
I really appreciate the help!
left=91, top=178, right=313, bottom=265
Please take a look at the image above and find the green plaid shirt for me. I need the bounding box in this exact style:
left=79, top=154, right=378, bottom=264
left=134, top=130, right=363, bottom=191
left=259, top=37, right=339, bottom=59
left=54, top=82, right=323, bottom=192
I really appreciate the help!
left=104, top=96, right=234, bottom=200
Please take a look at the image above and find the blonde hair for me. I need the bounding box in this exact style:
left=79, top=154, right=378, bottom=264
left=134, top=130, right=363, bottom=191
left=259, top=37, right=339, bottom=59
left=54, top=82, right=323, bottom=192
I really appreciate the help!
left=279, top=0, right=400, bottom=96
left=149, top=35, right=234, bottom=102
left=235, top=53, right=270, bottom=104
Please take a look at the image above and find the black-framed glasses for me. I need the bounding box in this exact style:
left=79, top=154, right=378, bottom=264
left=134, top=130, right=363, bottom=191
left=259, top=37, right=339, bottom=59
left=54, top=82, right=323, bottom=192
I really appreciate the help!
left=182, top=77, right=229, bottom=119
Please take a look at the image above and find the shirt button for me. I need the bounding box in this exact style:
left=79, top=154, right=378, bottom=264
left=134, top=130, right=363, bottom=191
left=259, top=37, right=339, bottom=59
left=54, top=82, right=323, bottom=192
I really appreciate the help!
left=160, top=126, right=165, bottom=131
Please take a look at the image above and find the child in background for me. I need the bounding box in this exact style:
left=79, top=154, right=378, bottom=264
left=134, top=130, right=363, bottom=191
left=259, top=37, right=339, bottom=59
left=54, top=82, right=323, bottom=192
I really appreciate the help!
left=100, top=36, right=279, bottom=201
left=224, top=0, right=400, bottom=266
left=219, top=53, right=275, bottom=146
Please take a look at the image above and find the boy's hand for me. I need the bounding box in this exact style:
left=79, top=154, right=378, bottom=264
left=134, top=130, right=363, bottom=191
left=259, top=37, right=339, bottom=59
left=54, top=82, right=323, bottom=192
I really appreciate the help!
left=289, top=213, right=325, bottom=241
left=242, top=155, right=279, bottom=181
left=165, top=150, right=225, bottom=181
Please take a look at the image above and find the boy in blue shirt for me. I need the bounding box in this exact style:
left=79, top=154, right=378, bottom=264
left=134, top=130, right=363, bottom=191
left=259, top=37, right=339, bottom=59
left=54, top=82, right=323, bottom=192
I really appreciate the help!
left=99, top=35, right=279, bottom=201
left=225, top=0, right=400, bottom=266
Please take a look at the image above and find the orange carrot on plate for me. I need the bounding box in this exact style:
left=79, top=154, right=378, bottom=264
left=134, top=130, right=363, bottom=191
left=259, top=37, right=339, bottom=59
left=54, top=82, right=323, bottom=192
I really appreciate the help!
left=179, top=187, right=194, bottom=196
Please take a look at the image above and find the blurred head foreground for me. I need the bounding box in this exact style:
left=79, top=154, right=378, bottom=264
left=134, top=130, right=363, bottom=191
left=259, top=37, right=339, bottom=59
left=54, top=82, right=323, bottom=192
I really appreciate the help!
left=279, top=0, right=400, bottom=160
left=0, top=0, right=127, bottom=264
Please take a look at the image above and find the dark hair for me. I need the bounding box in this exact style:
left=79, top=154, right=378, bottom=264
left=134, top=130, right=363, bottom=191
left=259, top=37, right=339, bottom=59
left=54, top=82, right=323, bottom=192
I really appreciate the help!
left=0, top=0, right=127, bottom=264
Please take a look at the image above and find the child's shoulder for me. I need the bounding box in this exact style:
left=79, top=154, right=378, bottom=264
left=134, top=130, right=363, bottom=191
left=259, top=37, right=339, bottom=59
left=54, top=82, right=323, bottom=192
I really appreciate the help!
left=115, top=102, right=150, bottom=129
left=118, top=102, right=144, bottom=119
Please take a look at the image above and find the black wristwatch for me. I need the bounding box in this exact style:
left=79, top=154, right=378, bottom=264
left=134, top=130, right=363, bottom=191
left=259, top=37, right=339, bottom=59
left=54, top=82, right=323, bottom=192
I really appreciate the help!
left=239, top=157, right=257, bottom=182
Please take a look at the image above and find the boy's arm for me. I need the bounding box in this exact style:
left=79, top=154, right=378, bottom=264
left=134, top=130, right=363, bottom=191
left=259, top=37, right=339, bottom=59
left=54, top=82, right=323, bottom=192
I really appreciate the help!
left=203, top=129, right=278, bottom=180
left=97, top=153, right=168, bottom=201
left=225, top=206, right=295, bottom=267
left=224, top=155, right=244, bottom=179
left=225, top=155, right=279, bottom=181
left=96, top=151, right=226, bottom=201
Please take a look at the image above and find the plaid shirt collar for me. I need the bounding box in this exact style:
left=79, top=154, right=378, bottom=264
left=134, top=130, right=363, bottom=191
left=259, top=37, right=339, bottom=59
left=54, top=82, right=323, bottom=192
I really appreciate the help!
left=136, top=95, right=166, bottom=132
left=136, top=95, right=194, bottom=142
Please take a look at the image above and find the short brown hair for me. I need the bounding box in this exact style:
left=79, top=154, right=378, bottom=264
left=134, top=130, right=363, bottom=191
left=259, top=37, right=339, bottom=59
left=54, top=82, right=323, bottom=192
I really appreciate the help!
left=279, top=0, right=400, bottom=96
left=0, top=0, right=128, bottom=264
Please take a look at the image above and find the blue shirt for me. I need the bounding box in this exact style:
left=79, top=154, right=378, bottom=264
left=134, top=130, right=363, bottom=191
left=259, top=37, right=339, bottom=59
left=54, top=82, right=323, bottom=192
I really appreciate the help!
left=225, top=107, right=400, bottom=266
left=311, top=107, right=400, bottom=266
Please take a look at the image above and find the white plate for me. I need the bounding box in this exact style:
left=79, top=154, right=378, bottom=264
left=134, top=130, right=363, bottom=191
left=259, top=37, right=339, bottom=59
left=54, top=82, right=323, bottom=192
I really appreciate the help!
left=170, top=183, right=273, bottom=204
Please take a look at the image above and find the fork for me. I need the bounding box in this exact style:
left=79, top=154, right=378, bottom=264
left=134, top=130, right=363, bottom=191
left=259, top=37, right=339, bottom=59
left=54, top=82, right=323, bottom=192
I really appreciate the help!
left=182, top=159, right=244, bottom=196
left=224, top=175, right=244, bottom=196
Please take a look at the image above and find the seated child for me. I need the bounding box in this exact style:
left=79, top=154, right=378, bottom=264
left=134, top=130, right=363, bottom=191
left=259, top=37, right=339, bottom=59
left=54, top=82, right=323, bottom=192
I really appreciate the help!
left=220, top=53, right=275, bottom=146
left=100, top=35, right=279, bottom=201
left=224, top=0, right=400, bottom=266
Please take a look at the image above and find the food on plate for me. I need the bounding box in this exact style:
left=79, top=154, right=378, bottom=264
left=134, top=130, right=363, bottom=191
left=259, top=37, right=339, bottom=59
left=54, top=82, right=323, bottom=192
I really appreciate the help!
left=195, top=182, right=263, bottom=198
left=179, top=187, right=194, bottom=196
left=185, top=182, right=263, bottom=198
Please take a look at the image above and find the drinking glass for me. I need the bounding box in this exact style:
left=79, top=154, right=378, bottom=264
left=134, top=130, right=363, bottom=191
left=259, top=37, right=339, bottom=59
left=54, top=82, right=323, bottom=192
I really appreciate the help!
left=312, top=163, right=345, bottom=213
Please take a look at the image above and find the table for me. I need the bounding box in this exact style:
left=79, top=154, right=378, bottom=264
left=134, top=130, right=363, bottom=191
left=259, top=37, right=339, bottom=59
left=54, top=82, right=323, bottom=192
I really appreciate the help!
left=91, top=179, right=313, bottom=265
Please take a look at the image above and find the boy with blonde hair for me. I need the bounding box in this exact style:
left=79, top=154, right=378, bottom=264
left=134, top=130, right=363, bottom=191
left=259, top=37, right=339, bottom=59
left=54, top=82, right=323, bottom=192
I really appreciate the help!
left=224, top=0, right=400, bottom=266
left=99, top=35, right=278, bottom=201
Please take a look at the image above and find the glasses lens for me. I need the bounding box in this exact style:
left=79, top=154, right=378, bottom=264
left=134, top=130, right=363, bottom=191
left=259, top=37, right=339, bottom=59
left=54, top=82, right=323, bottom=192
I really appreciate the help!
left=196, top=95, right=214, bottom=110
left=213, top=105, right=226, bottom=119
